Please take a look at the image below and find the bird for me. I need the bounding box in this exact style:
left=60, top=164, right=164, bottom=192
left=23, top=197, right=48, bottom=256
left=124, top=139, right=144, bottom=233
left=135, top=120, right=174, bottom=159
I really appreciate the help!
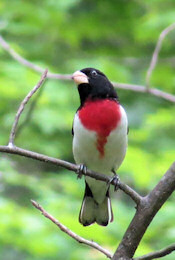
left=72, top=68, right=128, bottom=226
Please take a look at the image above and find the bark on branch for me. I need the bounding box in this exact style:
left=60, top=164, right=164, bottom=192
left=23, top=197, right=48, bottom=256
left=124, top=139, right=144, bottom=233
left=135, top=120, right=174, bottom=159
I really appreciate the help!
left=0, top=144, right=141, bottom=205
left=113, top=162, right=175, bottom=260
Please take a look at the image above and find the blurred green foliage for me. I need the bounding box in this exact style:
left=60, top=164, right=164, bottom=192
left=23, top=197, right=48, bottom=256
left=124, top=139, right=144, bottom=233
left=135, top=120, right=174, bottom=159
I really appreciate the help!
left=0, top=0, right=175, bottom=259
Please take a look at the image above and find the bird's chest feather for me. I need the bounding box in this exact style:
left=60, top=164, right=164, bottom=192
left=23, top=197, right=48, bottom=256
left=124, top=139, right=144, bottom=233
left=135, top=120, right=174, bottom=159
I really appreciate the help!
left=73, top=100, right=127, bottom=173
left=78, top=99, right=121, bottom=157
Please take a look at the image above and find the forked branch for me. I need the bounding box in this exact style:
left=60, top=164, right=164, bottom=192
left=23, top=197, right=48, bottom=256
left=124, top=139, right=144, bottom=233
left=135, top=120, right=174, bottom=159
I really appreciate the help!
left=113, top=162, right=175, bottom=260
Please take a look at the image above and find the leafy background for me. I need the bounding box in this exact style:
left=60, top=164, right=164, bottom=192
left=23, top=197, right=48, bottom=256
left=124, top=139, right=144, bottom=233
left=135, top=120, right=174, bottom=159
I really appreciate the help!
left=0, top=0, right=175, bottom=259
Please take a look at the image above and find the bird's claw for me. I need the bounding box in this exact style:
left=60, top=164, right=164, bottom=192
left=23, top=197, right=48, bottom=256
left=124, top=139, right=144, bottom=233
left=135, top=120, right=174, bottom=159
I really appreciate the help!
left=108, top=171, right=120, bottom=191
left=77, top=164, right=87, bottom=179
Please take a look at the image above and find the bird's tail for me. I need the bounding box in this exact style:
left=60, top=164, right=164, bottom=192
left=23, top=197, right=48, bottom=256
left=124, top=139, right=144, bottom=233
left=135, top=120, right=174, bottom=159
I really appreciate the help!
left=79, top=182, right=113, bottom=226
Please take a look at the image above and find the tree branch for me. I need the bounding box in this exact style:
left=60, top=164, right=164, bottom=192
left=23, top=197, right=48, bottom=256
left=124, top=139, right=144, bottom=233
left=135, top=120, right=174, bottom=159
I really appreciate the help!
left=146, top=23, right=175, bottom=89
left=16, top=85, right=45, bottom=138
left=31, top=200, right=112, bottom=259
left=0, top=34, right=175, bottom=103
left=135, top=243, right=175, bottom=260
left=112, top=82, right=175, bottom=103
left=0, top=145, right=141, bottom=205
left=112, top=162, right=175, bottom=260
left=8, top=69, right=48, bottom=146
left=0, top=35, right=71, bottom=80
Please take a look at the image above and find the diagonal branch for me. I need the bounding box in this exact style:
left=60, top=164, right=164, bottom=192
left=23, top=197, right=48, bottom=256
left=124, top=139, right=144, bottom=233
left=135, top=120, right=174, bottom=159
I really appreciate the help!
left=31, top=200, right=112, bottom=259
left=0, top=35, right=71, bottom=80
left=146, top=23, right=175, bottom=89
left=0, top=145, right=142, bottom=205
left=8, top=69, right=48, bottom=146
left=135, top=243, right=175, bottom=260
left=16, top=85, right=45, bottom=138
left=112, top=162, right=175, bottom=260
left=0, top=35, right=175, bottom=103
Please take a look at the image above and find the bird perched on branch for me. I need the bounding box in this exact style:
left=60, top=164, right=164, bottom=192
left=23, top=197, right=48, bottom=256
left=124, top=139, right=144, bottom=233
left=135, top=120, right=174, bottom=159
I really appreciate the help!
left=72, top=68, right=128, bottom=226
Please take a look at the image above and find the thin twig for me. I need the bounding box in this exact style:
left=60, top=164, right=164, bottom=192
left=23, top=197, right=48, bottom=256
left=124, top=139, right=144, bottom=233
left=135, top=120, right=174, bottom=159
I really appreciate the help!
left=16, top=86, right=45, bottom=138
left=8, top=69, right=48, bottom=146
left=146, top=23, right=175, bottom=89
left=0, top=145, right=142, bottom=205
left=31, top=200, right=112, bottom=259
left=0, top=35, right=175, bottom=103
left=112, top=82, right=175, bottom=103
left=0, top=35, right=71, bottom=80
left=135, top=243, right=175, bottom=260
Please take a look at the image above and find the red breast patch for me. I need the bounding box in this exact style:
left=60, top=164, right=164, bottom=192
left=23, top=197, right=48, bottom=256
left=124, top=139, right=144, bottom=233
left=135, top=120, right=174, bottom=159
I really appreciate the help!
left=78, top=99, right=121, bottom=157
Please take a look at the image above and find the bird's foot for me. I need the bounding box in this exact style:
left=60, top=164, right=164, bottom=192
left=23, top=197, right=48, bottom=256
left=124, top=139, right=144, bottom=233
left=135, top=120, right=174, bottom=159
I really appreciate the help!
left=108, top=169, right=120, bottom=191
left=77, top=164, right=87, bottom=179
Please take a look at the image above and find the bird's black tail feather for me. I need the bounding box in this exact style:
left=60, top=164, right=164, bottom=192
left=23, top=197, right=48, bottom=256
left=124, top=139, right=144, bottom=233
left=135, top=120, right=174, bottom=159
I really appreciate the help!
left=79, top=182, right=113, bottom=226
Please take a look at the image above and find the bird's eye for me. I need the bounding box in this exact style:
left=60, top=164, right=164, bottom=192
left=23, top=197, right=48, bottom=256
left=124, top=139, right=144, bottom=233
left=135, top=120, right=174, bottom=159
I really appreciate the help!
left=91, top=70, right=97, bottom=76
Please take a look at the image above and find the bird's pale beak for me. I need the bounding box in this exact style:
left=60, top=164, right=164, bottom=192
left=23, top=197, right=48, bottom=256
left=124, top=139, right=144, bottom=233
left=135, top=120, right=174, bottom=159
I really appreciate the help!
left=72, top=70, right=89, bottom=85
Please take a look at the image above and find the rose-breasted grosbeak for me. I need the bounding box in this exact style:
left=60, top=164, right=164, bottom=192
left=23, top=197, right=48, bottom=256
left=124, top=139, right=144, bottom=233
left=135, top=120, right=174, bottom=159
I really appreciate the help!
left=72, top=68, right=128, bottom=226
